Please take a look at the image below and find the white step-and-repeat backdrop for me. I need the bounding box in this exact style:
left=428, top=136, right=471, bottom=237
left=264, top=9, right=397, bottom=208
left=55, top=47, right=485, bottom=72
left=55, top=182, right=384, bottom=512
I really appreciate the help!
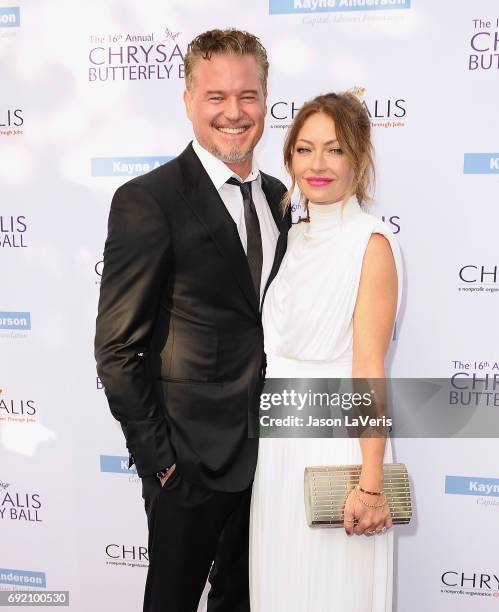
left=1, top=0, right=498, bottom=610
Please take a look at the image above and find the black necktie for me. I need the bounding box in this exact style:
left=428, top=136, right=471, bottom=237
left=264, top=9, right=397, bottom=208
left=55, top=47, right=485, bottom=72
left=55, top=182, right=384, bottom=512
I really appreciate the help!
left=226, top=177, right=263, bottom=301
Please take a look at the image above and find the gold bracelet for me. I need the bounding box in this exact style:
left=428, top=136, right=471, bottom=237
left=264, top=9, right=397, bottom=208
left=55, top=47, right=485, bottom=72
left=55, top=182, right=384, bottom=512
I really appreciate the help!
left=354, top=488, right=387, bottom=509
left=356, top=483, right=384, bottom=496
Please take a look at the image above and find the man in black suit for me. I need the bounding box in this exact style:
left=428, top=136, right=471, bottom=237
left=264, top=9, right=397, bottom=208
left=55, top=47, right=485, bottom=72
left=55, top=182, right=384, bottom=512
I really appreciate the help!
left=95, top=28, right=290, bottom=612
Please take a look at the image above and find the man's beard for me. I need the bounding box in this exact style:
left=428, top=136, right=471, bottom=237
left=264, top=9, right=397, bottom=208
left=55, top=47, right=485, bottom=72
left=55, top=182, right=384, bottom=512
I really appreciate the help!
left=209, top=143, right=253, bottom=164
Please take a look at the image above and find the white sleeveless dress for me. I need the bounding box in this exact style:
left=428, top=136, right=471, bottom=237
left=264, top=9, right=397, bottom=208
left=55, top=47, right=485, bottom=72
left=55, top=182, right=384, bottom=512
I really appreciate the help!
left=249, top=196, right=403, bottom=612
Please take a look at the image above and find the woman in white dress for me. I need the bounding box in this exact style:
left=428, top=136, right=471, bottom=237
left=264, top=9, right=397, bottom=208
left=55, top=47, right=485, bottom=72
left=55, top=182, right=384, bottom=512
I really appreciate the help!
left=250, top=92, right=402, bottom=611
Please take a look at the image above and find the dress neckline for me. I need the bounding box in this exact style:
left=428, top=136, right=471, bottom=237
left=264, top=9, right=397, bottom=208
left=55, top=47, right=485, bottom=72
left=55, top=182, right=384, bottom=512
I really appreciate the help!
left=307, top=196, right=362, bottom=229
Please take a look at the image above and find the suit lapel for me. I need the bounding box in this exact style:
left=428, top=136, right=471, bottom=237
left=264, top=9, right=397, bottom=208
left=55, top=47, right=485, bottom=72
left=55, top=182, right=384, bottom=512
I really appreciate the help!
left=260, top=172, right=291, bottom=308
left=260, top=171, right=284, bottom=230
left=177, top=144, right=260, bottom=316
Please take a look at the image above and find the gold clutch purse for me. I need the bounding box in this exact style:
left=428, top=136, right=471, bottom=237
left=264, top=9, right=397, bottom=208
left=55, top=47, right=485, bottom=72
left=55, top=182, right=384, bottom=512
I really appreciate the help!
left=304, top=463, right=412, bottom=527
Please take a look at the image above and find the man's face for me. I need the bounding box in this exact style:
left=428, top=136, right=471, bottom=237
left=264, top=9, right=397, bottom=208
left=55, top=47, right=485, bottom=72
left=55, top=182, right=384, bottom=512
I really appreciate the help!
left=184, top=54, right=267, bottom=172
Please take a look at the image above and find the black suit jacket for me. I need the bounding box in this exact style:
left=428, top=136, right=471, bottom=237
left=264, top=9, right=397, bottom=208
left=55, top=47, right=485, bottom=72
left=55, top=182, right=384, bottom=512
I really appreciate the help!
left=95, top=143, right=290, bottom=491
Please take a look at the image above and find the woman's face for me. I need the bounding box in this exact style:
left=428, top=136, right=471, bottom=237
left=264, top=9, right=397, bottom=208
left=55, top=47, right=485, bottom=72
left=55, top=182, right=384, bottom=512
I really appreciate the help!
left=291, top=112, right=354, bottom=205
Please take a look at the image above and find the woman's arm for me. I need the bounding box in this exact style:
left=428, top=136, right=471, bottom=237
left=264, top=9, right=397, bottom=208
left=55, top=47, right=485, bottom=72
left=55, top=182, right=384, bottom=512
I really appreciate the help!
left=344, top=232, right=398, bottom=535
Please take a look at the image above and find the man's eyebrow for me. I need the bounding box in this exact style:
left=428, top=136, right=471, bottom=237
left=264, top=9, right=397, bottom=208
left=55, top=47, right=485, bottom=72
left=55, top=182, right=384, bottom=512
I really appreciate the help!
left=204, top=89, right=259, bottom=95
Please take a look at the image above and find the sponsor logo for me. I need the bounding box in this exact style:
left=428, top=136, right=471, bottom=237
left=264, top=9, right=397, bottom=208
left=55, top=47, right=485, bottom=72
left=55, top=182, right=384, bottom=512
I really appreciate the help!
left=459, top=264, right=497, bottom=284
left=269, top=0, right=410, bottom=14
left=445, top=475, right=499, bottom=497
left=463, top=153, right=499, bottom=173
left=100, top=455, right=137, bottom=475
left=0, top=311, right=31, bottom=330
left=91, top=156, right=174, bottom=177
left=440, top=570, right=499, bottom=598
left=0, top=482, right=43, bottom=523
left=0, top=7, right=20, bottom=28
left=269, top=100, right=303, bottom=126
left=269, top=88, right=406, bottom=130
left=0, top=389, right=37, bottom=424
left=105, top=544, right=148, bottom=569
left=468, top=17, right=499, bottom=70
left=88, top=26, right=184, bottom=82
left=0, top=312, right=31, bottom=340
left=457, top=264, right=498, bottom=294
left=0, top=215, right=27, bottom=247
left=449, top=361, right=499, bottom=409
left=0, top=109, right=23, bottom=137
left=355, top=86, right=406, bottom=128
left=0, top=568, right=46, bottom=588
left=452, top=359, right=498, bottom=372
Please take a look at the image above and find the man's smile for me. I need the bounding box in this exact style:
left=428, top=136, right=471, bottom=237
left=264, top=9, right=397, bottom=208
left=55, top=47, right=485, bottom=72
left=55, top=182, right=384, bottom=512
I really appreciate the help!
left=213, top=125, right=252, bottom=135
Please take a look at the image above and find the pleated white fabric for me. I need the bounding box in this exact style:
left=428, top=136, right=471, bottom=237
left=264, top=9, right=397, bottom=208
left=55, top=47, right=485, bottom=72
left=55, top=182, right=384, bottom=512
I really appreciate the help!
left=249, top=196, right=402, bottom=612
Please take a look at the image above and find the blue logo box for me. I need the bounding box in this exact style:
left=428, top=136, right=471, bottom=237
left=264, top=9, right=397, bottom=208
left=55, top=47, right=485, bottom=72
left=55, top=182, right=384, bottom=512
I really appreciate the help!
left=269, top=0, right=410, bottom=14
left=0, top=311, right=31, bottom=330
left=0, top=7, right=20, bottom=27
left=463, top=153, right=499, bottom=174
left=0, top=568, right=46, bottom=587
left=445, top=475, right=499, bottom=497
left=100, top=455, right=137, bottom=474
left=91, top=156, right=174, bottom=177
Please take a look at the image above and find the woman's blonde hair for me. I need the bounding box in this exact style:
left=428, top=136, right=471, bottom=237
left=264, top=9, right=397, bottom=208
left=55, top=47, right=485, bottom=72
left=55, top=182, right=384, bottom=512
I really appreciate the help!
left=283, top=91, right=375, bottom=211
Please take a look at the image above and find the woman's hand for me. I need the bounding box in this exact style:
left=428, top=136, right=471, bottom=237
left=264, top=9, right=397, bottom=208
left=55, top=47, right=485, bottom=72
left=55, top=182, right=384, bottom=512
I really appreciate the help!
left=343, top=486, right=392, bottom=536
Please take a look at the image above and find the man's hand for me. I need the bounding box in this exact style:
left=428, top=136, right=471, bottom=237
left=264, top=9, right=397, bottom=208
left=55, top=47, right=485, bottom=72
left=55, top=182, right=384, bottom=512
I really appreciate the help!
left=159, top=463, right=177, bottom=487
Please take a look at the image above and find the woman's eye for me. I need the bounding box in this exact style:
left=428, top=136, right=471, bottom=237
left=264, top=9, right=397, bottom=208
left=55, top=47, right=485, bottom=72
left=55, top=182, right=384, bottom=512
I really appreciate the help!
left=296, top=147, right=311, bottom=154
left=209, top=97, right=223, bottom=101
left=329, top=148, right=343, bottom=155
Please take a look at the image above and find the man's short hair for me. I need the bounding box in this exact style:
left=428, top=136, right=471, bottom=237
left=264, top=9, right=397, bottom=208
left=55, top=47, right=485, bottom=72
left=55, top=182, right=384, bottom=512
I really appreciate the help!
left=184, top=28, right=269, bottom=94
